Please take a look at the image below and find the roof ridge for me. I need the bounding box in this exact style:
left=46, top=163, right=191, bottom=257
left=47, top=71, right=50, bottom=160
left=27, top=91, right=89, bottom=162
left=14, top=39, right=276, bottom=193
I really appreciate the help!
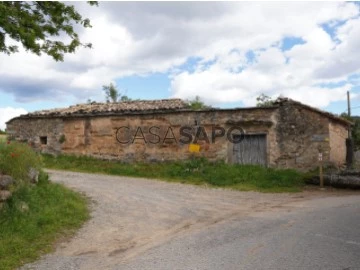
left=274, top=97, right=352, bottom=126
left=27, top=98, right=189, bottom=117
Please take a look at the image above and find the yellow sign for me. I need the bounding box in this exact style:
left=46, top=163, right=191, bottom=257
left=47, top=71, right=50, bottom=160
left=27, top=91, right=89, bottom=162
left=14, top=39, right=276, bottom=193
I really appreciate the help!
left=189, top=144, right=200, bottom=153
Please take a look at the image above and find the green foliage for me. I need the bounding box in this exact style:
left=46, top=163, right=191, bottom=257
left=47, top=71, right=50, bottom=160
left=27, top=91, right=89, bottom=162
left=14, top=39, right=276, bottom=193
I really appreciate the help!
left=103, top=83, right=119, bottom=103
left=340, top=112, right=351, bottom=121
left=0, top=134, right=6, bottom=143
left=0, top=173, right=89, bottom=270
left=42, top=154, right=306, bottom=192
left=0, top=141, right=42, bottom=184
left=58, top=134, right=66, bottom=144
left=120, top=95, right=132, bottom=102
left=0, top=1, right=97, bottom=61
left=102, top=83, right=132, bottom=103
left=0, top=129, right=6, bottom=135
left=340, top=113, right=360, bottom=150
left=188, top=96, right=209, bottom=110
left=256, top=93, right=276, bottom=107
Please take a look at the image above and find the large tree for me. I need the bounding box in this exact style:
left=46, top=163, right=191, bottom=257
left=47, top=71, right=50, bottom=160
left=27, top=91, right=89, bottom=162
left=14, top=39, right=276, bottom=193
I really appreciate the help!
left=0, top=1, right=97, bottom=61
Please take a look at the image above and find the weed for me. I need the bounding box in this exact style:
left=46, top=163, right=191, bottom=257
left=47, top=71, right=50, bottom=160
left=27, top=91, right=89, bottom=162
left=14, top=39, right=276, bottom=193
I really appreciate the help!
left=0, top=140, right=42, bottom=184
left=43, top=154, right=306, bottom=193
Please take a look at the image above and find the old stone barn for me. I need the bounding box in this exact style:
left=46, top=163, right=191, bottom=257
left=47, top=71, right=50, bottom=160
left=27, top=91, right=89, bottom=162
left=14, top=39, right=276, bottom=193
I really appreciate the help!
left=6, top=98, right=350, bottom=171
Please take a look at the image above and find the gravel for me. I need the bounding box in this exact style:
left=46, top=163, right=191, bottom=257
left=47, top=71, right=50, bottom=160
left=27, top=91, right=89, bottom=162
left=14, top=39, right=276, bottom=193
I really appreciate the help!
left=20, top=170, right=358, bottom=270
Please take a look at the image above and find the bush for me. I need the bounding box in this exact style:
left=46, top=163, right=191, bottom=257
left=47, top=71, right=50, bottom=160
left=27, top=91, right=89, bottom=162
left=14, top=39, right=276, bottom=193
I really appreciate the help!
left=0, top=173, right=89, bottom=270
left=0, top=143, right=89, bottom=270
left=0, top=141, right=42, bottom=184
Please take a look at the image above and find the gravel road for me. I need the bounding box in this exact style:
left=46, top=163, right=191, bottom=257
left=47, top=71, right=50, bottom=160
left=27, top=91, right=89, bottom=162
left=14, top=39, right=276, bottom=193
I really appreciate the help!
left=20, top=170, right=359, bottom=270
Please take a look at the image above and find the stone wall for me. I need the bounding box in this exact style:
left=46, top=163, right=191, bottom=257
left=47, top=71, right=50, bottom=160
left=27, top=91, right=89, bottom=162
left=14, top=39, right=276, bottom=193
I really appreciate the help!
left=6, top=105, right=349, bottom=171
left=274, top=103, right=332, bottom=170
left=61, top=108, right=278, bottom=164
left=6, top=118, right=64, bottom=154
left=328, top=120, right=348, bottom=167
left=0, top=175, right=13, bottom=209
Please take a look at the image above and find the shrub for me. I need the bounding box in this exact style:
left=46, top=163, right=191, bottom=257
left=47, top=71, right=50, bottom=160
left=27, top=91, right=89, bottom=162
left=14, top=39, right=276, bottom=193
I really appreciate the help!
left=0, top=172, right=89, bottom=270
left=0, top=141, right=42, bottom=184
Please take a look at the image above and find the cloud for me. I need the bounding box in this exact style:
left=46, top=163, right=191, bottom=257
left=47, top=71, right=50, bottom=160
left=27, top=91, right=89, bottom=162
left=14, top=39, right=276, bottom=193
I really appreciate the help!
left=169, top=3, right=360, bottom=108
left=0, top=2, right=359, bottom=109
left=0, top=107, right=27, bottom=131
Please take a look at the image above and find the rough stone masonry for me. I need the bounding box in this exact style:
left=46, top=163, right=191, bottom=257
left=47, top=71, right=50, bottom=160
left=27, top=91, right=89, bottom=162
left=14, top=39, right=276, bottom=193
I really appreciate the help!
left=6, top=98, right=351, bottom=171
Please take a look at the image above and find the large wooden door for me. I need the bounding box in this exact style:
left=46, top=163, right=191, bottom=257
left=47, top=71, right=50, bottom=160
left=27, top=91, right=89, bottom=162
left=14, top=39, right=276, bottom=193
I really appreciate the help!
left=233, top=134, right=267, bottom=166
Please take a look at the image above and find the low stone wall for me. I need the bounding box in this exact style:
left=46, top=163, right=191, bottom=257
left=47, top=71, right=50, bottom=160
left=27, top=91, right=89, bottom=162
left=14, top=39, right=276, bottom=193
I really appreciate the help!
left=0, top=175, right=13, bottom=208
left=306, top=170, right=360, bottom=189
left=0, top=169, right=39, bottom=209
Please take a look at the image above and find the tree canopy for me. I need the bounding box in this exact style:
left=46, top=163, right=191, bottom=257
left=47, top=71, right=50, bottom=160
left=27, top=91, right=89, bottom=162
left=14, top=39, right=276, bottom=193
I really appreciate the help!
left=340, top=113, right=360, bottom=150
left=0, top=1, right=97, bottom=61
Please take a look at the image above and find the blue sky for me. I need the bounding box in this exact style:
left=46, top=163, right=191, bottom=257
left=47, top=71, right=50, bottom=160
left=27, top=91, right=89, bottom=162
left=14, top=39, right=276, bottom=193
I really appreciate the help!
left=1, top=2, right=360, bottom=129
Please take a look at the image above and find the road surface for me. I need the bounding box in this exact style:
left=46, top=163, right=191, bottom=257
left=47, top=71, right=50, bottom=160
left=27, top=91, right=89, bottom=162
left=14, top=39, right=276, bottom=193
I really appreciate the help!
left=21, top=170, right=360, bottom=270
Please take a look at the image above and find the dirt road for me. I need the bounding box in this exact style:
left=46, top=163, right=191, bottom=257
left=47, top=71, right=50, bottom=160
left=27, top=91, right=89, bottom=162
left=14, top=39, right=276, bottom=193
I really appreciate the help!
left=20, top=170, right=358, bottom=270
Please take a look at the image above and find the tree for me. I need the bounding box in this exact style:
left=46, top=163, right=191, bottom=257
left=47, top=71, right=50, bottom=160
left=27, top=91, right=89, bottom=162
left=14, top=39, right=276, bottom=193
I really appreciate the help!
left=103, top=83, right=119, bottom=103
left=0, top=1, right=97, bottom=61
left=340, top=113, right=360, bottom=150
left=256, top=93, right=276, bottom=107
left=102, top=83, right=132, bottom=103
left=188, top=96, right=209, bottom=110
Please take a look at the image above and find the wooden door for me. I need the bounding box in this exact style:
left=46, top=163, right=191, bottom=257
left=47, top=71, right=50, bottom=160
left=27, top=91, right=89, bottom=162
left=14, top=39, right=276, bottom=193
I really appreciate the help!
left=233, top=134, right=267, bottom=166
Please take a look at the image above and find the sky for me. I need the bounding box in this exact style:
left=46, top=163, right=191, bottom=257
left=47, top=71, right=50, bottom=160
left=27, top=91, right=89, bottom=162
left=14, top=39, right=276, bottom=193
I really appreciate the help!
left=1, top=2, right=360, bottom=130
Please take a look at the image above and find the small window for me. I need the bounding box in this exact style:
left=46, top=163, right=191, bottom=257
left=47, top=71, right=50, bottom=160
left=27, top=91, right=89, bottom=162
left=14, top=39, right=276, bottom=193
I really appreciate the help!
left=40, top=136, right=47, bottom=145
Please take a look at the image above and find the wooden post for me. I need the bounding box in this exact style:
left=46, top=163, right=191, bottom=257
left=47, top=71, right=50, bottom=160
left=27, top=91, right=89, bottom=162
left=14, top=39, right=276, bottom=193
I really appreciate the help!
left=346, top=91, right=353, bottom=169
left=347, top=91, right=351, bottom=117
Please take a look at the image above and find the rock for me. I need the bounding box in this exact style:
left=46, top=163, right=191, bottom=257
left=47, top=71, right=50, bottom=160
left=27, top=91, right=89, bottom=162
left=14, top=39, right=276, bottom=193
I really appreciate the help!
left=17, top=201, right=29, bottom=212
left=0, top=175, right=14, bottom=190
left=306, top=174, right=360, bottom=189
left=0, top=190, right=12, bottom=201
left=28, top=167, right=39, bottom=183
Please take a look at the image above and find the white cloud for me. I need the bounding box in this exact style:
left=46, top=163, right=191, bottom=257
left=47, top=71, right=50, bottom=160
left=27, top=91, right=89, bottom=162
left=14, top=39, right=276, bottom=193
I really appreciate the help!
left=0, top=107, right=27, bottom=131
left=0, top=2, right=359, bottom=109
left=170, top=3, right=360, bottom=108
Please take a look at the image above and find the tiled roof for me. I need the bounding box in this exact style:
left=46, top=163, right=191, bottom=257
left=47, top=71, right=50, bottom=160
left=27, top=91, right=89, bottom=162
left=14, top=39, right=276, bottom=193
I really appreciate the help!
left=26, top=99, right=188, bottom=117
left=7, top=97, right=351, bottom=127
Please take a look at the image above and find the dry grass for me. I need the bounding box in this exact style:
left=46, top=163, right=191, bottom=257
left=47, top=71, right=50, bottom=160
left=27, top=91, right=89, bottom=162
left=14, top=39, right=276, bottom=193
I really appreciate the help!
left=0, top=134, right=6, bottom=143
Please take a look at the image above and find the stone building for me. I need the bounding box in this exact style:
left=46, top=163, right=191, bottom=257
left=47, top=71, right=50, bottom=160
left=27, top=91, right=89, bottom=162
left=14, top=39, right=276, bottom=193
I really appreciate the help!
left=6, top=98, right=351, bottom=171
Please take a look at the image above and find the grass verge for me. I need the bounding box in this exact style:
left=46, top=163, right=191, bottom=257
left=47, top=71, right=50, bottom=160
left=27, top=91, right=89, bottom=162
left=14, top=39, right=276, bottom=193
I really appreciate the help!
left=0, top=172, right=89, bottom=270
left=0, top=134, right=6, bottom=143
left=43, top=154, right=306, bottom=193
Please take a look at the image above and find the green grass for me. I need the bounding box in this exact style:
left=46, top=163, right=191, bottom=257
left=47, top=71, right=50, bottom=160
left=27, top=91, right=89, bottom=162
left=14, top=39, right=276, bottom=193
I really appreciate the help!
left=0, top=172, right=89, bottom=270
left=0, top=140, right=42, bottom=183
left=43, top=154, right=306, bottom=193
left=0, top=134, right=6, bottom=143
